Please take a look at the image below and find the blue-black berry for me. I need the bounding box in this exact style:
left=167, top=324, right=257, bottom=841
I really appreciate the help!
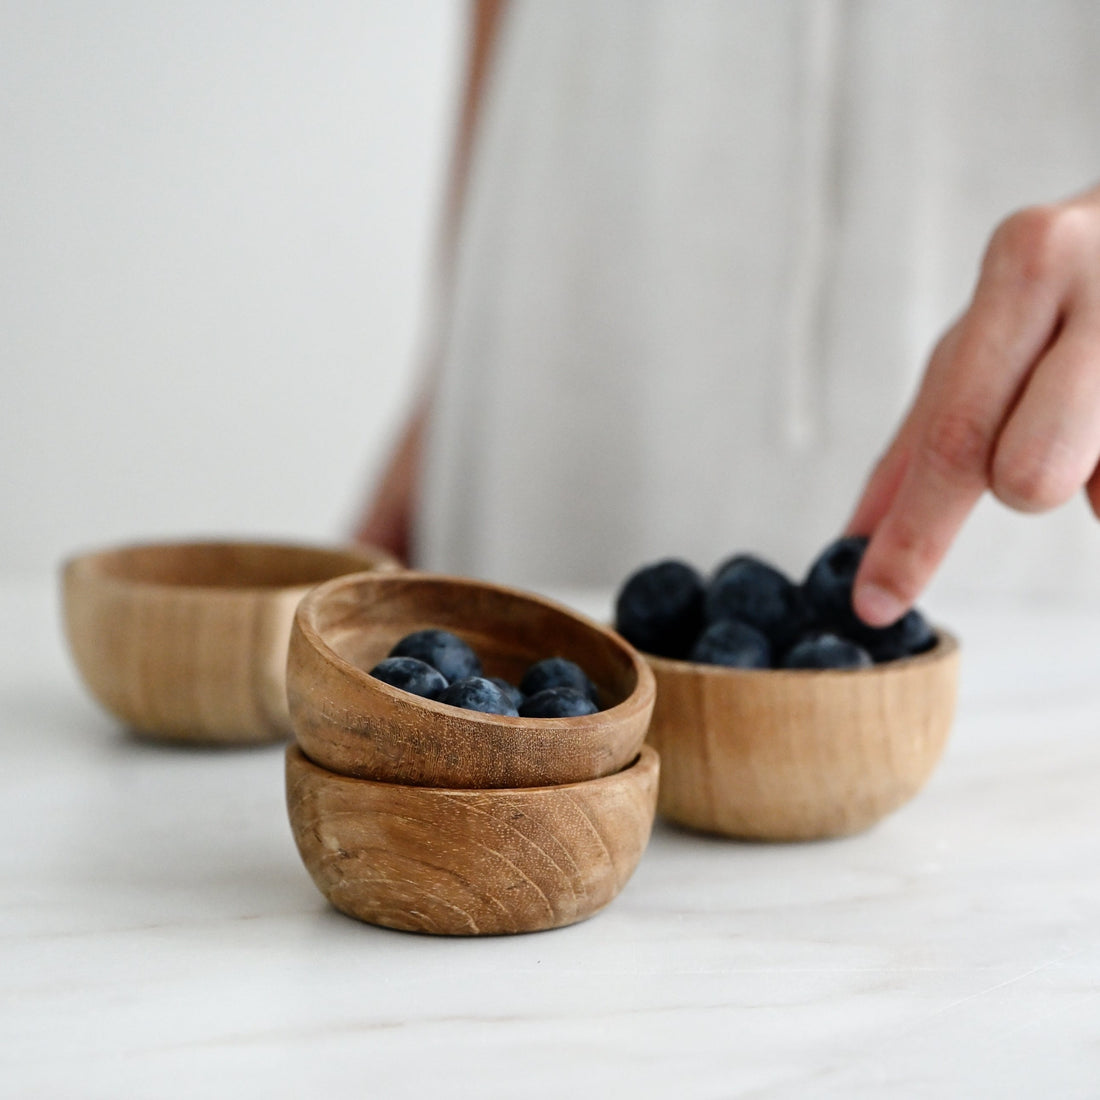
left=855, top=608, right=937, bottom=663
left=803, top=536, right=937, bottom=660
left=519, top=657, right=597, bottom=703
left=705, top=554, right=810, bottom=650
left=389, top=629, right=481, bottom=684
left=488, top=676, right=525, bottom=711
left=689, top=619, right=771, bottom=668
left=436, top=676, right=519, bottom=716
left=518, top=687, right=599, bottom=718
left=801, top=536, right=868, bottom=629
left=614, top=559, right=705, bottom=658
left=369, top=656, right=448, bottom=699
left=782, top=633, right=873, bottom=670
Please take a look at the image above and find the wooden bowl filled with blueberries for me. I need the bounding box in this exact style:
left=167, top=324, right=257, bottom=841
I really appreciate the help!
left=615, top=537, right=959, bottom=841
left=285, top=571, right=659, bottom=935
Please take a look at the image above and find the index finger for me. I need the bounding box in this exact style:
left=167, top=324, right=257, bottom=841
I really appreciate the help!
left=845, top=321, right=965, bottom=539
left=852, top=211, right=1068, bottom=625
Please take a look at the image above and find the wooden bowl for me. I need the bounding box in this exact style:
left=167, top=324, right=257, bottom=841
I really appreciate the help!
left=287, top=571, right=656, bottom=788
left=62, top=539, right=399, bottom=744
left=286, top=743, right=659, bottom=935
left=645, top=632, right=960, bottom=840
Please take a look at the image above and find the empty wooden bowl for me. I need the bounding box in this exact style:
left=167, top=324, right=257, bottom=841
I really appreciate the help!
left=645, top=632, right=960, bottom=840
left=287, top=571, right=656, bottom=788
left=63, top=539, right=398, bottom=744
left=286, top=743, right=659, bottom=935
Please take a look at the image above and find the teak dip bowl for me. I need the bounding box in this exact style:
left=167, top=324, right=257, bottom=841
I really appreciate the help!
left=286, top=743, right=660, bottom=935
left=644, top=631, right=960, bottom=841
left=287, top=571, right=656, bottom=788
left=63, top=539, right=398, bottom=744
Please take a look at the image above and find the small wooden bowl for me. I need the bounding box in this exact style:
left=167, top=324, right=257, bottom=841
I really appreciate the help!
left=286, top=743, right=659, bottom=935
left=62, top=539, right=398, bottom=744
left=287, top=572, right=655, bottom=788
left=645, top=633, right=960, bottom=840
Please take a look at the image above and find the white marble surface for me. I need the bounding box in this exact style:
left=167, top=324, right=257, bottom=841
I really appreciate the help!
left=3, top=578, right=1100, bottom=1098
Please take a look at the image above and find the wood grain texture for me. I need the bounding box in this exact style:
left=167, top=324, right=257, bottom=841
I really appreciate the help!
left=62, top=540, right=398, bottom=744
left=645, top=633, right=960, bottom=840
left=288, top=571, right=656, bottom=788
left=286, top=743, right=659, bottom=935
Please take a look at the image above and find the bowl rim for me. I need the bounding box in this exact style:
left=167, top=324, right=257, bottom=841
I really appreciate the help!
left=293, top=569, right=657, bottom=731
left=643, top=628, right=959, bottom=678
left=61, top=537, right=397, bottom=596
left=287, top=741, right=659, bottom=796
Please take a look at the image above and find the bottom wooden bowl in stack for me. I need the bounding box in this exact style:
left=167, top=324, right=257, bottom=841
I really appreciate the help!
left=284, top=572, right=659, bottom=936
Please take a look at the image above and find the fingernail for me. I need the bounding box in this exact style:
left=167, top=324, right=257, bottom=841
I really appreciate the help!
left=854, top=582, right=905, bottom=628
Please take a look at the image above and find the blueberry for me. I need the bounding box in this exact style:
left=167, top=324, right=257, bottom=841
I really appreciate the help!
left=518, top=687, right=599, bottom=718
left=436, top=676, right=519, bottom=716
left=369, top=656, right=448, bottom=699
left=389, top=629, right=481, bottom=684
left=688, top=619, right=771, bottom=669
left=488, top=676, right=525, bottom=711
left=854, top=608, right=937, bottom=663
left=782, top=633, right=873, bottom=670
left=802, top=536, right=936, bottom=658
left=705, top=554, right=809, bottom=650
left=614, top=559, right=705, bottom=658
left=801, top=536, right=868, bottom=629
left=519, top=657, right=598, bottom=704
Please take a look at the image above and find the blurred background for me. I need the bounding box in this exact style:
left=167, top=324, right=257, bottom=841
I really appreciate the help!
left=1, top=1, right=463, bottom=579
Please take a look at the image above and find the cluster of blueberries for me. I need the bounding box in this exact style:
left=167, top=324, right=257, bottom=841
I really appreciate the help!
left=614, top=536, right=936, bottom=670
left=369, top=629, right=601, bottom=718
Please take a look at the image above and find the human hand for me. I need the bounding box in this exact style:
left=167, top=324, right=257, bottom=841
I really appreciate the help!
left=353, top=399, right=428, bottom=566
left=847, top=185, right=1100, bottom=626
left=355, top=474, right=415, bottom=565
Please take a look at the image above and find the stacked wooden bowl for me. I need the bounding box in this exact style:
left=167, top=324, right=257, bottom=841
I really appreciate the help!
left=285, top=572, right=659, bottom=935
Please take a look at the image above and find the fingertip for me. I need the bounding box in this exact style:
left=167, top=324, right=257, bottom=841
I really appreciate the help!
left=851, top=579, right=908, bottom=628
left=850, top=459, right=979, bottom=629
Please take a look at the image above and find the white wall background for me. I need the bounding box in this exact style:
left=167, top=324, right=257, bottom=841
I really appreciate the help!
left=1, top=0, right=463, bottom=578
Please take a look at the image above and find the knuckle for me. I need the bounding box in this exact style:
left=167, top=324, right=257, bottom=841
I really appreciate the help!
left=986, top=204, right=1090, bottom=285
left=991, top=440, right=1079, bottom=512
left=920, top=410, right=991, bottom=482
